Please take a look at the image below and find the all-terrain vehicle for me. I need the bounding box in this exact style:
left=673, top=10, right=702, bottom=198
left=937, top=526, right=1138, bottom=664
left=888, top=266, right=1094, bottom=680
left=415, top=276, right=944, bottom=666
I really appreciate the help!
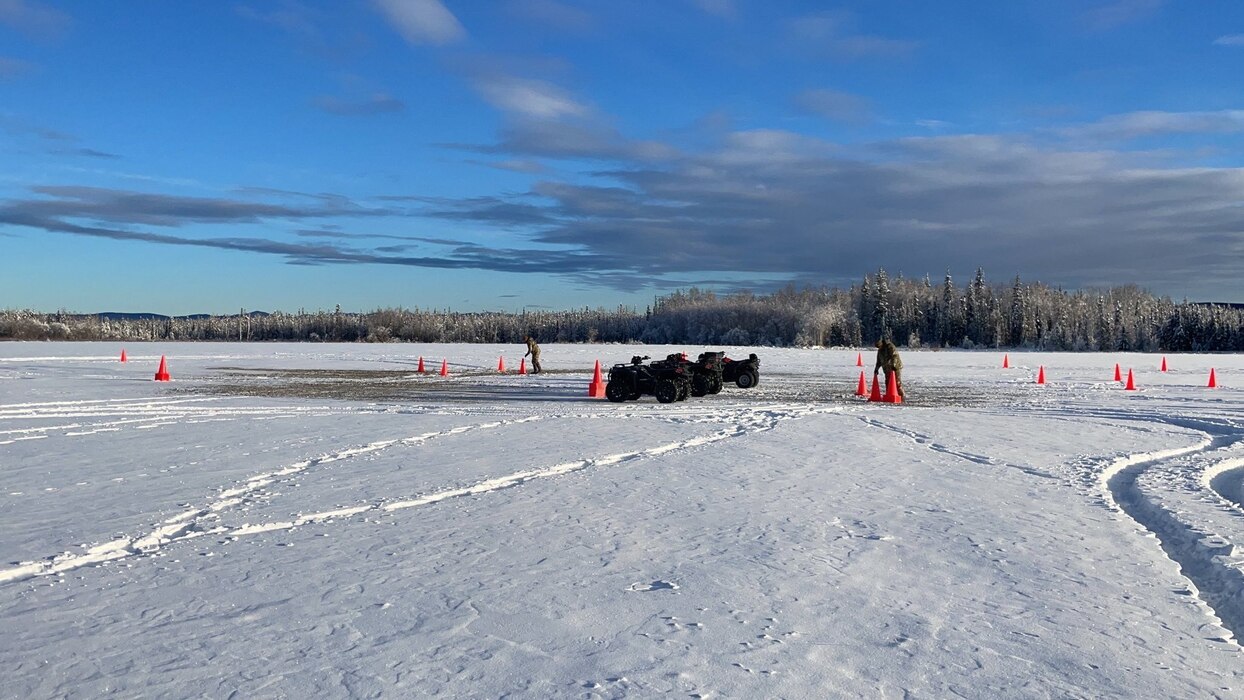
left=605, top=355, right=692, bottom=403
left=720, top=352, right=761, bottom=388
left=685, top=351, right=726, bottom=396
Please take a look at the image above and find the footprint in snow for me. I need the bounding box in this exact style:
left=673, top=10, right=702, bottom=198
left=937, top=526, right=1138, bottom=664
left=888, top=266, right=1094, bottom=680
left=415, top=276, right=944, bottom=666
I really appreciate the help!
left=627, top=579, right=679, bottom=592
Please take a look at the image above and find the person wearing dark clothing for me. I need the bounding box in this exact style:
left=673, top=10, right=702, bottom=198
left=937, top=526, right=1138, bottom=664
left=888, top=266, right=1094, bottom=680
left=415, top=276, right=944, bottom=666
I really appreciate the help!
left=524, top=336, right=542, bottom=374
left=874, top=338, right=905, bottom=399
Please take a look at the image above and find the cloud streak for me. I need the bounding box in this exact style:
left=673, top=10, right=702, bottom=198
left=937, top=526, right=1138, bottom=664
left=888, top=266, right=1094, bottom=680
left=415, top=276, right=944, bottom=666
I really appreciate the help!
left=372, top=0, right=465, bottom=45
left=5, top=113, right=1244, bottom=300
left=0, top=0, right=70, bottom=39
left=312, top=93, right=406, bottom=115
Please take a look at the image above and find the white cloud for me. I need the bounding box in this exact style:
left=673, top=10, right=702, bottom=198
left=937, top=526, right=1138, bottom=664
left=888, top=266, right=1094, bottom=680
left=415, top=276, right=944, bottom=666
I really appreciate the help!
left=0, top=0, right=70, bottom=38
left=1061, top=110, right=1244, bottom=140
left=1082, top=0, right=1164, bottom=30
left=372, top=0, right=465, bottom=45
left=794, top=88, right=872, bottom=124
left=692, top=0, right=737, bottom=20
left=1213, top=34, right=1244, bottom=46
left=508, top=0, right=595, bottom=33
left=787, top=11, right=918, bottom=60
left=476, top=76, right=588, bottom=119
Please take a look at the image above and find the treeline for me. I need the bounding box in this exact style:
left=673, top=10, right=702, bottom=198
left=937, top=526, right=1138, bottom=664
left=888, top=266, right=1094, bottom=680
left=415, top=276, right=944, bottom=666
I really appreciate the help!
left=3, top=269, right=1243, bottom=351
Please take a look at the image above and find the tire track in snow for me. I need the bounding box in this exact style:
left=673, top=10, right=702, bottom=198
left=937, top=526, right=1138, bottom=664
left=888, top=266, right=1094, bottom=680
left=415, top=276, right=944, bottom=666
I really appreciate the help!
left=855, top=415, right=1058, bottom=480
left=858, top=403, right=1244, bottom=646
left=0, top=404, right=823, bottom=584
left=0, top=415, right=544, bottom=583
left=1102, top=432, right=1244, bottom=647
left=0, top=398, right=362, bottom=443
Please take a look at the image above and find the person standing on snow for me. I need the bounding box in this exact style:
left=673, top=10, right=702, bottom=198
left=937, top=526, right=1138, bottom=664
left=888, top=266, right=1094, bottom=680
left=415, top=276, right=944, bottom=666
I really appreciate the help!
left=523, top=335, right=542, bottom=374
left=874, top=337, right=905, bottom=399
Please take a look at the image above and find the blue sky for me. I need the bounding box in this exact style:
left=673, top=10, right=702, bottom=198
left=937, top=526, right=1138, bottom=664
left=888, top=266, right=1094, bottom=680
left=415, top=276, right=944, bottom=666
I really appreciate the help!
left=2, top=0, right=1243, bottom=314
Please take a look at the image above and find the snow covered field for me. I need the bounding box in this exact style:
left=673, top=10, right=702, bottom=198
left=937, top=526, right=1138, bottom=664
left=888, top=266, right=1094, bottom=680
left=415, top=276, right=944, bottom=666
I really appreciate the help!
left=1, top=341, right=1241, bottom=698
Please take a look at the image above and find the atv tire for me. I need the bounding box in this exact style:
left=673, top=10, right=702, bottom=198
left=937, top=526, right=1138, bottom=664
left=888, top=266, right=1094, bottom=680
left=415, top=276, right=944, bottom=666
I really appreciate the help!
left=691, top=374, right=711, bottom=397
left=655, top=379, right=680, bottom=403
left=605, top=381, right=629, bottom=403
left=735, top=369, right=759, bottom=389
left=709, top=375, right=724, bottom=394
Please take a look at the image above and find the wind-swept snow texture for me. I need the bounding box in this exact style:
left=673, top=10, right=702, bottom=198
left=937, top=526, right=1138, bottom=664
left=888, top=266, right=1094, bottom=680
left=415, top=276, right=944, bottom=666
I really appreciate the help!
left=1, top=342, right=1242, bottom=698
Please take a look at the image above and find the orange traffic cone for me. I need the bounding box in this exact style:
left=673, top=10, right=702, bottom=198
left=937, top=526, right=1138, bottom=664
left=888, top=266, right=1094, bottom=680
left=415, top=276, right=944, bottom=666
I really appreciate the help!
left=1036, top=366, right=1046, bottom=385
left=519, top=357, right=527, bottom=375
left=1002, top=354, right=1009, bottom=369
left=1125, top=369, right=1136, bottom=391
left=154, top=356, right=171, bottom=381
left=1114, top=363, right=1122, bottom=382
left=882, top=370, right=902, bottom=404
left=855, top=371, right=867, bottom=396
left=867, top=374, right=882, bottom=402
left=439, top=359, right=448, bottom=377
left=1160, top=356, right=1168, bottom=372
left=856, top=352, right=863, bottom=367
left=588, top=360, right=606, bottom=398
left=120, top=349, right=127, bottom=363
left=1208, top=368, right=1217, bottom=388
left=417, top=356, right=425, bottom=373
left=498, top=356, right=506, bottom=373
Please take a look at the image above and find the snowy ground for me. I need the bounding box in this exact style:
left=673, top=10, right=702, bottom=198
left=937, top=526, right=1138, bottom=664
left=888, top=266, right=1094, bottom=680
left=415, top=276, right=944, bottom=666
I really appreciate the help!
left=1, top=342, right=1241, bottom=698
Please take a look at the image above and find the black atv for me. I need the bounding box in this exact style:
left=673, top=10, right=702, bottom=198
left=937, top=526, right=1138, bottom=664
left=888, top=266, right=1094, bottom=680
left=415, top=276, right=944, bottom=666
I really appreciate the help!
left=605, top=355, right=692, bottom=403
left=686, top=351, right=726, bottom=396
left=720, top=352, right=760, bottom=388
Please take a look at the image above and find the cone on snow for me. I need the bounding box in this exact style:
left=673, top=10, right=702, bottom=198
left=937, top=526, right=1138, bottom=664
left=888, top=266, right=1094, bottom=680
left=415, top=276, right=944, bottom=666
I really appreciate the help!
left=439, top=359, right=448, bottom=377
left=154, top=355, right=171, bottom=381
left=855, top=371, right=867, bottom=396
left=588, top=360, right=606, bottom=398
left=1002, top=354, right=1009, bottom=369
left=1161, top=356, right=1168, bottom=372
left=856, top=352, right=863, bottom=367
left=882, top=370, right=902, bottom=404
left=1125, top=368, right=1136, bottom=391
left=417, top=356, right=425, bottom=373
left=1036, top=366, right=1046, bottom=385
left=498, top=356, right=506, bottom=373
left=1208, top=368, right=1217, bottom=388
left=120, top=349, right=127, bottom=363
left=519, top=357, right=527, bottom=375
left=867, top=374, right=882, bottom=402
left=1114, top=363, right=1122, bottom=382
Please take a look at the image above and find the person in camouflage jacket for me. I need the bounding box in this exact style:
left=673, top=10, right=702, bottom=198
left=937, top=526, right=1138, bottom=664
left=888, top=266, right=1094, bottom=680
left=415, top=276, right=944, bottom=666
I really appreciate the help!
left=524, top=335, right=542, bottom=374
left=873, top=338, right=905, bottom=399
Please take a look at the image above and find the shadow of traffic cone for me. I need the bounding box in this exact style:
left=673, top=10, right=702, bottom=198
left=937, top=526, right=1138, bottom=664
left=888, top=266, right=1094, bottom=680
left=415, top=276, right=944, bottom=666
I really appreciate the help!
left=1036, top=366, right=1046, bottom=385
left=1209, top=368, right=1217, bottom=388
left=154, top=356, right=171, bottom=381
left=855, top=371, right=867, bottom=396
left=1161, top=356, right=1168, bottom=372
left=856, top=352, right=863, bottom=367
left=1125, top=368, right=1137, bottom=391
left=519, top=357, right=527, bottom=375
left=867, top=374, right=882, bottom=402
left=498, top=356, right=506, bottom=373
left=1114, top=363, right=1122, bottom=382
left=588, top=360, right=606, bottom=398
left=439, top=359, right=448, bottom=377
left=1003, top=354, right=1009, bottom=368
left=417, top=356, right=425, bottom=373
left=120, top=349, right=127, bottom=363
